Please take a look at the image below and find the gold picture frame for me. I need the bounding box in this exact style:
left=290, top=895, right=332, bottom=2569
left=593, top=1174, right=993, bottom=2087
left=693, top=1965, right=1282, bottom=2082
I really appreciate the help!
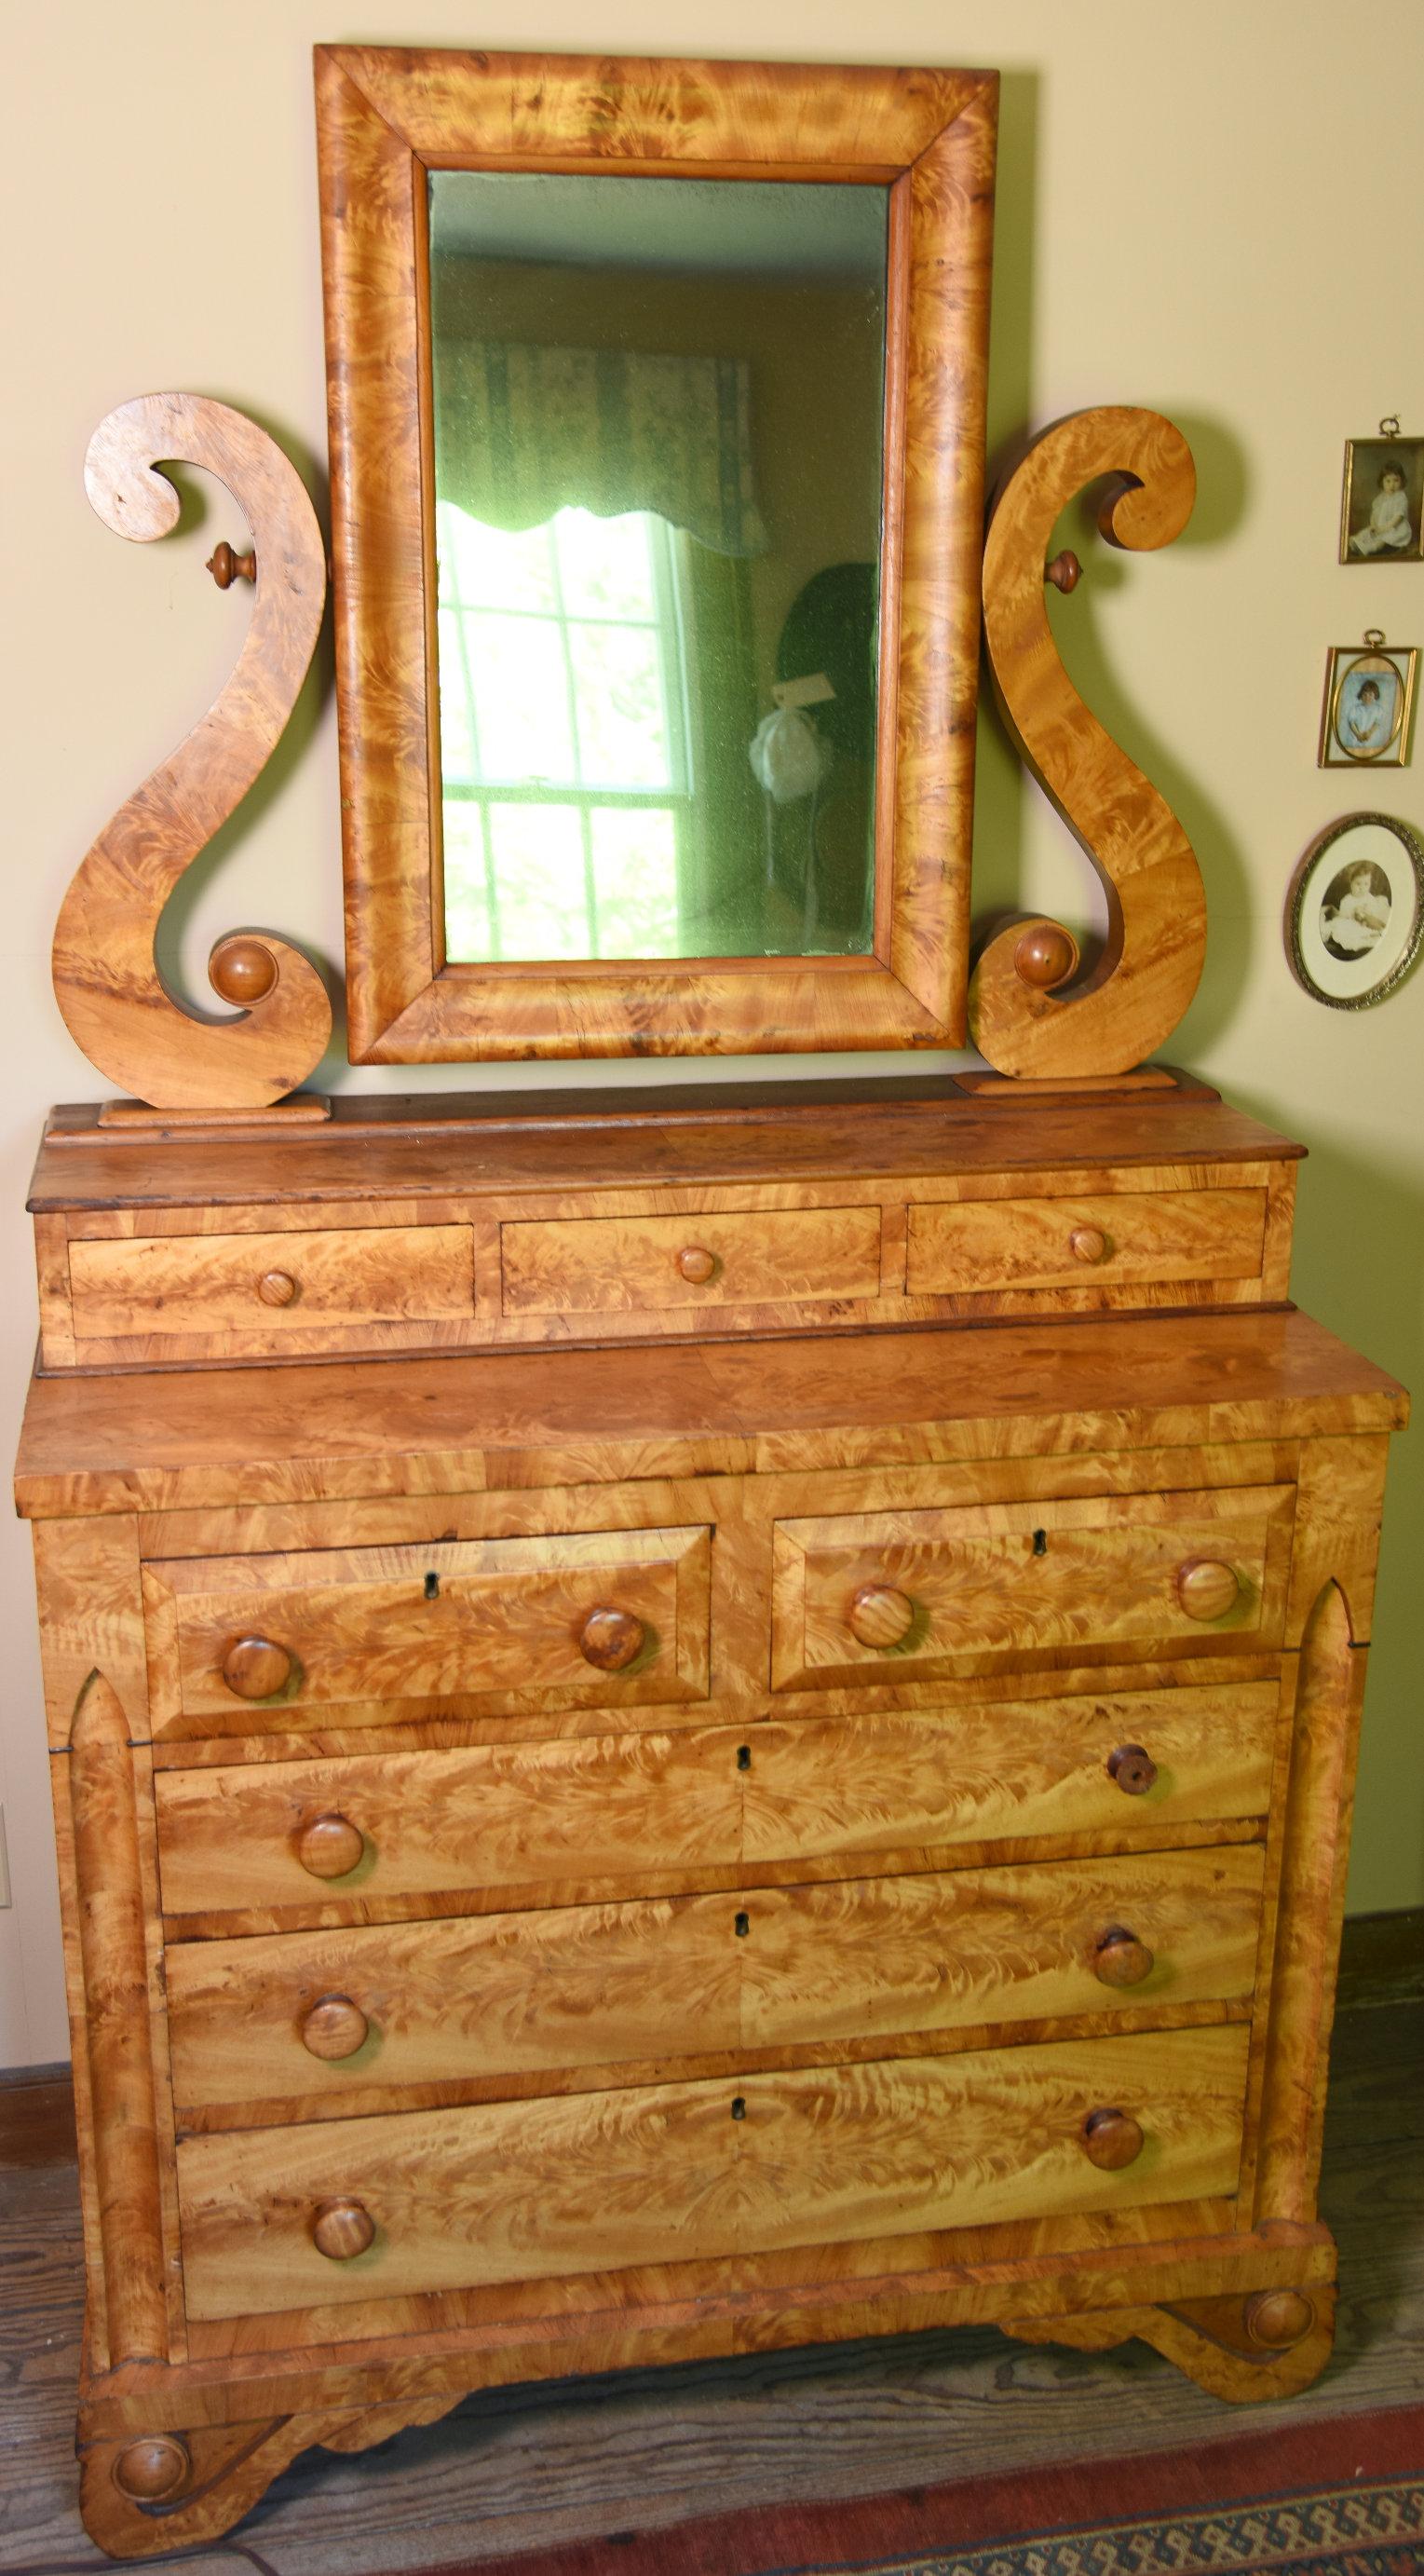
left=1339, top=422, right=1424, bottom=564
left=1318, top=634, right=1417, bottom=768
left=1285, top=811, right=1424, bottom=1007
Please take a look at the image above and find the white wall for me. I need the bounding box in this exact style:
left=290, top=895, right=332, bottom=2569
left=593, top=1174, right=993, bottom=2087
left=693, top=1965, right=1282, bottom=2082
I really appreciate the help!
left=3, top=0, right=1420, bottom=2064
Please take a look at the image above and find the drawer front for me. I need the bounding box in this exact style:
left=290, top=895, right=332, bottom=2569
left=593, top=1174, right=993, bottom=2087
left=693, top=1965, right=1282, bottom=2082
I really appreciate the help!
left=156, top=1725, right=744, bottom=1917
left=177, top=2024, right=1251, bottom=2317
left=144, top=1527, right=711, bottom=1733
left=68, top=1225, right=474, bottom=1341
left=907, top=1190, right=1268, bottom=1298
left=772, top=1486, right=1295, bottom=1688
left=500, top=1206, right=882, bottom=1317
left=166, top=1845, right=1264, bottom=2111
left=746, top=1681, right=1281, bottom=1857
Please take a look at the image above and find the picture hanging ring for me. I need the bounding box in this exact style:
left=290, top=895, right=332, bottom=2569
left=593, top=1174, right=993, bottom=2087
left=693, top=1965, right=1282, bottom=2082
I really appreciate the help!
left=1379, top=416, right=1402, bottom=439
left=1363, top=628, right=1387, bottom=650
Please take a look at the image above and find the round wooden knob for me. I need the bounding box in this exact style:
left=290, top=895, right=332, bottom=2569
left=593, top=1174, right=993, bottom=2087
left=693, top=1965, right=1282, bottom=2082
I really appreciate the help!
left=209, top=934, right=278, bottom=1005
left=578, top=1606, right=645, bottom=1671
left=295, top=1813, right=365, bottom=1880
left=1106, top=1743, right=1159, bottom=1796
left=221, top=1634, right=293, bottom=1699
left=312, top=2197, right=375, bottom=2261
left=1013, top=922, right=1078, bottom=990
left=257, top=1268, right=298, bottom=1307
left=301, top=1995, right=370, bottom=2061
left=675, top=1245, right=716, bottom=1284
left=1092, top=1926, right=1155, bottom=1988
left=207, top=538, right=256, bottom=589
left=848, top=1583, right=915, bottom=1649
left=1243, top=2287, right=1314, bottom=2350
left=1176, top=1559, right=1241, bottom=1623
left=1045, top=549, right=1081, bottom=594
left=1069, top=1225, right=1108, bottom=1265
left=1081, top=2106, right=1145, bottom=2171
left=112, top=2433, right=192, bottom=2502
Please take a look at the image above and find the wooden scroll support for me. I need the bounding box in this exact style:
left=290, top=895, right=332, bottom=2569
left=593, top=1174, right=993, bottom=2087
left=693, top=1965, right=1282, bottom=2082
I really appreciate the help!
left=968, top=407, right=1206, bottom=1079
left=52, top=393, right=332, bottom=1113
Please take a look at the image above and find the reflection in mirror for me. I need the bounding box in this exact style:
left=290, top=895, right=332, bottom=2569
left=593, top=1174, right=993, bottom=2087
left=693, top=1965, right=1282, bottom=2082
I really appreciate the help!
left=427, top=171, right=888, bottom=966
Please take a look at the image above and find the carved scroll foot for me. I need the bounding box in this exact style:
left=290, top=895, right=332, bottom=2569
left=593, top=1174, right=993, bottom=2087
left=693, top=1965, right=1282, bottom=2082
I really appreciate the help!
left=1003, top=2283, right=1335, bottom=2403
left=79, top=2395, right=464, bottom=2558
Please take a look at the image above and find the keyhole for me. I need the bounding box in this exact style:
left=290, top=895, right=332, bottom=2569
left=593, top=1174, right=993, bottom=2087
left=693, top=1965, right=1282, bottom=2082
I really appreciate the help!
left=735, top=1910, right=751, bottom=1938
left=424, top=1571, right=441, bottom=1600
left=730, top=2095, right=746, bottom=2120
left=1032, top=1530, right=1048, bottom=1557
left=736, top=1744, right=752, bottom=1772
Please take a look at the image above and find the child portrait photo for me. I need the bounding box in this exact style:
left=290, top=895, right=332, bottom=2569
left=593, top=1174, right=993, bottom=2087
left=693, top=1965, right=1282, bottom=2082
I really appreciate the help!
left=1319, top=640, right=1417, bottom=767
left=1340, top=432, right=1424, bottom=563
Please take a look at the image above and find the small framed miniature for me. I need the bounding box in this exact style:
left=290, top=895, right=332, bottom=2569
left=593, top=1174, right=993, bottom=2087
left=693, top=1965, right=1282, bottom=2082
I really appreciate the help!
left=1285, top=810, right=1424, bottom=1007
left=1319, top=633, right=1417, bottom=768
left=1340, top=420, right=1424, bottom=564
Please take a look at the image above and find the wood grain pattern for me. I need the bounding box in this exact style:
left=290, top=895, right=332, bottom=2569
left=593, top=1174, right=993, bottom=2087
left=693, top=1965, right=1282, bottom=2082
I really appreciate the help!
left=906, top=1189, right=1268, bottom=1297
left=176, top=2025, right=1251, bottom=2320
left=68, top=1226, right=474, bottom=1342
left=772, top=1485, right=1295, bottom=1687
left=1002, top=2283, right=1336, bottom=2401
left=52, top=395, right=331, bottom=1109
left=970, top=409, right=1205, bottom=1077
left=317, top=48, right=997, bottom=1063
left=500, top=1207, right=882, bottom=1318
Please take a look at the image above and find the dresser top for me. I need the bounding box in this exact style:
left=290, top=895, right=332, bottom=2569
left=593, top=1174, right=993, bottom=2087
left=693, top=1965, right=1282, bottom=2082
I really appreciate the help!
left=15, top=1309, right=1404, bottom=1520
left=29, top=1076, right=1302, bottom=1214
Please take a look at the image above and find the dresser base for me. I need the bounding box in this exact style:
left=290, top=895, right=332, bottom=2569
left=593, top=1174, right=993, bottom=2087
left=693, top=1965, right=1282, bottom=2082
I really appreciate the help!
left=74, top=2241, right=1337, bottom=2557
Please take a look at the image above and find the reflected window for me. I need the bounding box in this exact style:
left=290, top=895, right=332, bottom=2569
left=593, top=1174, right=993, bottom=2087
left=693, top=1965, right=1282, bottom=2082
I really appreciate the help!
left=439, top=503, right=690, bottom=961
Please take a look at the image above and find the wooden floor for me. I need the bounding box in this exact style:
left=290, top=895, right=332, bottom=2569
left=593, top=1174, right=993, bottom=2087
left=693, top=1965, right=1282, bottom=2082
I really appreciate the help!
left=4, top=1970, right=1422, bottom=2576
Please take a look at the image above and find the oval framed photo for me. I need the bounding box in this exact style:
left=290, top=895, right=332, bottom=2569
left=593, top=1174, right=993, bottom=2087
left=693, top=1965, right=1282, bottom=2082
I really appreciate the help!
left=1285, top=811, right=1424, bottom=1008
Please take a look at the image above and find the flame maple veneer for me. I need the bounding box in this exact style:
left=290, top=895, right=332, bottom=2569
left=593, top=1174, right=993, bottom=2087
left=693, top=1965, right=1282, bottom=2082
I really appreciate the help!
left=15, top=1082, right=1405, bottom=2556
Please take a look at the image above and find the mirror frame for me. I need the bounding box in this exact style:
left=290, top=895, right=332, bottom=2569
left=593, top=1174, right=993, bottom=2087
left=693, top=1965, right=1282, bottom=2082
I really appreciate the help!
left=316, top=46, right=998, bottom=1063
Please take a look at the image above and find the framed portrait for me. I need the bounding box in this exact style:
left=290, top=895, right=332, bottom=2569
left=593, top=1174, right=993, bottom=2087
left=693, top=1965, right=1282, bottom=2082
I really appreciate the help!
left=1318, top=636, right=1417, bottom=767
left=1340, top=429, right=1424, bottom=564
left=1285, top=811, right=1424, bottom=1008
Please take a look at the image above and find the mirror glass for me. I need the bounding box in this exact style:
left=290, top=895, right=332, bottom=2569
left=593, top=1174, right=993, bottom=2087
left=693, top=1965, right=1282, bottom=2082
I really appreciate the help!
left=428, top=170, right=888, bottom=966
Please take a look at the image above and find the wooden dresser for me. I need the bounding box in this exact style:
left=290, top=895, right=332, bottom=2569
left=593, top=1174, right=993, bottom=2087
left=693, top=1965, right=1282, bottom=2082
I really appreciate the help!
left=17, top=1072, right=1405, bottom=2555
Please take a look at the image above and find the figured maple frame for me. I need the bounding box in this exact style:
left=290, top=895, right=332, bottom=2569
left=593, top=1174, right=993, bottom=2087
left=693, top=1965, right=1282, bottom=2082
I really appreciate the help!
left=316, top=47, right=998, bottom=1063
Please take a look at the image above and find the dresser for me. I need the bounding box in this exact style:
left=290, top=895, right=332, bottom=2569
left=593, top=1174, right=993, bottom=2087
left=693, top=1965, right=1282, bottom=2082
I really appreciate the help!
left=17, top=1071, right=1405, bottom=2556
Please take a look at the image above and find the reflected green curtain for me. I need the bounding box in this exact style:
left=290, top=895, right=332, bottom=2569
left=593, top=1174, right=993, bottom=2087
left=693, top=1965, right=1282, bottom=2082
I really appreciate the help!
left=676, top=538, right=763, bottom=952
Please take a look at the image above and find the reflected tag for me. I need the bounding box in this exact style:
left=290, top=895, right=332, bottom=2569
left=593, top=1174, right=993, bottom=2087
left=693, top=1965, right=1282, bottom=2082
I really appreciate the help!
left=772, top=671, right=836, bottom=712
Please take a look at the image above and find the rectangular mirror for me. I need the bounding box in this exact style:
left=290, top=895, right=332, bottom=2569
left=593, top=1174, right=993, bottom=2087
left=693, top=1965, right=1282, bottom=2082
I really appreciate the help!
left=318, top=48, right=997, bottom=1062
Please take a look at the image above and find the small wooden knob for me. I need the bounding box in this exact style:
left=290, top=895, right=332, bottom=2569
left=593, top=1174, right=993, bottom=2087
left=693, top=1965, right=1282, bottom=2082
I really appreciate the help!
left=1176, top=1558, right=1241, bottom=1623
left=112, top=2433, right=192, bottom=2502
left=312, top=2197, right=375, bottom=2261
left=1013, top=923, right=1078, bottom=990
left=1106, top=1743, right=1159, bottom=1796
left=301, top=1995, right=370, bottom=2061
left=207, top=539, right=256, bottom=588
left=1081, top=2106, right=1144, bottom=2171
left=578, top=1606, right=645, bottom=1671
left=221, top=1634, right=293, bottom=1699
left=257, top=1268, right=298, bottom=1307
left=1243, top=2287, right=1315, bottom=2350
left=848, top=1583, right=916, bottom=1649
left=295, top=1813, right=365, bottom=1880
left=1092, top=1926, right=1155, bottom=1989
left=675, top=1245, right=716, bottom=1284
left=1046, top=550, right=1081, bottom=593
left=210, top=933, right=278, bottom=1005
left=1069, top=1225, right=1108, bottom=1265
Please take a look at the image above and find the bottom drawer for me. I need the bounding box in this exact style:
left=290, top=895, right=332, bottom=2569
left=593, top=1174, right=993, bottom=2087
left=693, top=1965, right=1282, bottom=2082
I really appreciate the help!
left=177, top=2023, right=1250, bottom=2319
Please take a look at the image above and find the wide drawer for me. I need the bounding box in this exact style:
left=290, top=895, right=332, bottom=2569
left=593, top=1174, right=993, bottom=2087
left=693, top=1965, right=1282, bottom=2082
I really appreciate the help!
left=500, top=1206, right=882, bottom=1316
left=143, top=1527, right=711, bottom=1736
left=68, top=1224, right=474, bottom=1341
left=176, top=2023, right=1251, bottom=2318
left=906, top=1189, right=1268, bottom=1298
left=153, top=1680, right=1282, bottom=1918
left=166, top=1845, right=1265, bottom=2111
left=772, top=1486, right=1295, bottom=1688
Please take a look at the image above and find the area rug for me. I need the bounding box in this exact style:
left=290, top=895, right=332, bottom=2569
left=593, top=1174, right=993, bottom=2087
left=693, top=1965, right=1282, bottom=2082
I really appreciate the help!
left=413, top=2399, right=1424, bottom=2576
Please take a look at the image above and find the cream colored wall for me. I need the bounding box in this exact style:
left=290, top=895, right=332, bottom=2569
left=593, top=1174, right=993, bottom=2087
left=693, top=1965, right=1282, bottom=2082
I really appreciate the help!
left=3, top=0, right=1420, bottom=2065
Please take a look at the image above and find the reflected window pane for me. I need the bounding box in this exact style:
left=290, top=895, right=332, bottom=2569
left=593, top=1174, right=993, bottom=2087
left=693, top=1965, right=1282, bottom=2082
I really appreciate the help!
left=556, top=508, right=657, bottom=619
left=590, top=807, right=680, bottom=957
left=569, top=622, right=671, bottom=789
left=463, top=614, right=576, bottom=784
left=484, top=802, right=590, bottom=958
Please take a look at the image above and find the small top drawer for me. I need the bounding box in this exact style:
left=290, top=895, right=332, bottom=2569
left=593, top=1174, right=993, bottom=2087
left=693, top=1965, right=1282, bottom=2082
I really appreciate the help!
left=68, top=1225, right=474, bottom=1343
left=906, top=1189, right=1268, bottom=1301
left=501, top=1206, right=882, bottom=1318
left=772, top=1485, right=1295, bottom=1688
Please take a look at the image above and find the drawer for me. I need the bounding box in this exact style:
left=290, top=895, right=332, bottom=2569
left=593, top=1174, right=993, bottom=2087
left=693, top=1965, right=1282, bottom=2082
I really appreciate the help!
left=143, top=1526, right=711, bottom=1736
left=500, top=1206, right=882, bottom=1317
left=772, top=1485, right=1295, bottom=1688
left=68, top=1224, right=474, bottom=1342
left=906, top=1189, right=1268, bottom=1299
left=176, top=2023, right=1251, bottom=2317
left=166, top=1845, right=1265, bottom=2111
left=156, top=1724, right=744, bottom=1916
